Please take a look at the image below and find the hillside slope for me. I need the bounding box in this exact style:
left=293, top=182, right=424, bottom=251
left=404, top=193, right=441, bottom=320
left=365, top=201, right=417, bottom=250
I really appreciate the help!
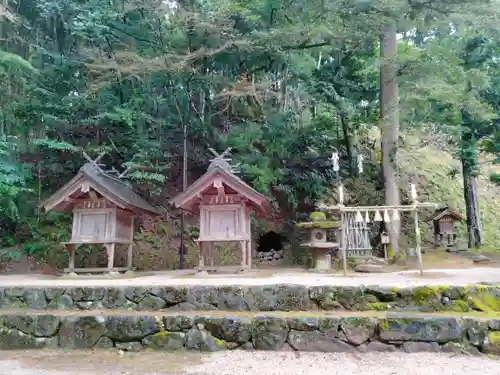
left=3, top=132, right=498, bottom=273
left=119, top=136, right=500, bottom=270
left=399, top=135, right=500, bottom=249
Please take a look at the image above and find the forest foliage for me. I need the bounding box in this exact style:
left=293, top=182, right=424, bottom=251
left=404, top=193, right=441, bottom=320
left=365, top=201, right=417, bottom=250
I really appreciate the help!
left=0, top=0, right=499, bottom=262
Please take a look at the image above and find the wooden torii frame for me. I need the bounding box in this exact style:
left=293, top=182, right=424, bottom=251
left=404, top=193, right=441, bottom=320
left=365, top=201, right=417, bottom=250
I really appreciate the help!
left=318, top=183, right=438, bottom=276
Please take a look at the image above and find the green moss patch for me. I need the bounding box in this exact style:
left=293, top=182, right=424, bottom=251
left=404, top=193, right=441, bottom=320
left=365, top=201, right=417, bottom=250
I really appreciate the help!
left=462, top=286, right=500, bottom=313
left=309, top=212, right=327, bottom=221
left=295, top=220, right=340, bottom=229
left=367, top=302, right=391, bottom=311
left=412, top=286, right=441, bottom=305
left=365, top=284, right=500, bottom=314
left=448, top=300, right=473, bottom=312
left=486, top=332, right=500, bottom=354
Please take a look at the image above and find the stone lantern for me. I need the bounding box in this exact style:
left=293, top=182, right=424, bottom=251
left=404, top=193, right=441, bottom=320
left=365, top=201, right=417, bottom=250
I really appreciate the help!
left=296, top=212, right=340, bottom=271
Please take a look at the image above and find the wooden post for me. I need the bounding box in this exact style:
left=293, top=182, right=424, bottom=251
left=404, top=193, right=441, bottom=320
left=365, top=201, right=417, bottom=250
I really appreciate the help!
left=413, top=208, right=424, bottom=276
left=106, top=243, right=115, bottom=271
left=68, top=245, right=76, bottom=270
left=198, top=242, right=205, bottom=270
left=240, top=240, right=247, bottom=269
left=209, top=243, right=215, bottom=267
left=246, top=240, right=252, bottom=270
left=127, top=243, right=133, bottom=269
left=127, top=217, right=135, bottom=270
left=340, top=211, right=348, bottom=276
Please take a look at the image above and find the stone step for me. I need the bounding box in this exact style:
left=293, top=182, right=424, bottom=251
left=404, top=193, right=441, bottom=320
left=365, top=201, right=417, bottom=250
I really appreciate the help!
left=1, top=283, right=500, bottom=313
left=0, top=309, right=499, bottom=355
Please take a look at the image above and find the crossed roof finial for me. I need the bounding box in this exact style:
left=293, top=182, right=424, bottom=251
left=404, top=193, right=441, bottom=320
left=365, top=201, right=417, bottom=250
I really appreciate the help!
left=208, top=147, right=240, bottom=174
left=82, top=151, right=133, bottom=182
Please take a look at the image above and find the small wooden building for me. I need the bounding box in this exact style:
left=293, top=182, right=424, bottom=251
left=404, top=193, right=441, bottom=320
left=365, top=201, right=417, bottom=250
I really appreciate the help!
left=40, top=161, right=161, bottom=273
left=428, top=207, right=465, bottom=249
left=171, top=149, right=270, bottom=272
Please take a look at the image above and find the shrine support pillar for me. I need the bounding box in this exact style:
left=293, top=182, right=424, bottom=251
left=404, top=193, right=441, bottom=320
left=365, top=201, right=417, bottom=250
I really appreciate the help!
left=209, top=243, right=215, bottom=267
left=127, top=243, right=133, bottom=269
left=246, top=240, right=252, bottom=270
left=198, top=242, right=205, bottom=271
left=240, top=241, right=247, bottom=270
left=67, top=245, right=76, bottom=270
left=127, top=217, right=135, bottom=270
left=106, top=243, right=115, bottom=271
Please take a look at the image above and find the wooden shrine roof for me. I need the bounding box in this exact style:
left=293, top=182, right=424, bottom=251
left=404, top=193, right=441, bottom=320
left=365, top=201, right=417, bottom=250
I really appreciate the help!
left=40, top=163, right=161, bottom=215
left=427, top=207, right=465, bottom=222
left=170, top=158, right=270, bottom=216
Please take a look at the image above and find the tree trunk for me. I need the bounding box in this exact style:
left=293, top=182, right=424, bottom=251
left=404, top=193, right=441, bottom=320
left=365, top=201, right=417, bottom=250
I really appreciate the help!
left=461, top=132, right=482, bottom=248
left=339, top=112, right=356, bottom=175
left=379, top=22, right=401, bottom=255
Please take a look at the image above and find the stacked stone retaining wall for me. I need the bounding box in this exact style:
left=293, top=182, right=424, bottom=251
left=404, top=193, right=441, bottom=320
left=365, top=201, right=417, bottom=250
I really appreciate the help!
left=1, top=283, right=500, bottom=355
left=0, top=311, right=499, bottom=354
left=1, top=284, right=499, bottom=313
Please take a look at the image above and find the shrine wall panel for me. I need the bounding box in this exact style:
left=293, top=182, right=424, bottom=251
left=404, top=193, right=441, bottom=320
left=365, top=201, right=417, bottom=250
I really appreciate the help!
left=115, top=211, right=133, bottom=241
left=199, top=204, right=250, bottom=241
left=71, top=208, right=115, bottom=242
left=439, top=220, right=454, bottom=233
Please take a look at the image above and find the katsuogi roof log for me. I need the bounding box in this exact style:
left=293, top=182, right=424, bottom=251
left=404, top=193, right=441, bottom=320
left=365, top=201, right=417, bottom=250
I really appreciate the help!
left=170, top=148, right=270, bottom=217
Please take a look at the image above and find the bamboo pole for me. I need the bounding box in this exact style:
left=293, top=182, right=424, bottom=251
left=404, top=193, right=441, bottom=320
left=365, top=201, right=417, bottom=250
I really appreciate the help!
left=413, top=206, right=424, bottom=276
left=335, top=183, right=348, bottom=276
left=341, top=211, right=348, bottom=276
left=318, top=203, right=437, bottom=212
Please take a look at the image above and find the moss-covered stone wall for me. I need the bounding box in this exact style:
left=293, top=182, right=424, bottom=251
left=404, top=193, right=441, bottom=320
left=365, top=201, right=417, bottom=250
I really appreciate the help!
left=1, top=284, right=500, bottom=313
left=0, top=311, right=499, bottom=355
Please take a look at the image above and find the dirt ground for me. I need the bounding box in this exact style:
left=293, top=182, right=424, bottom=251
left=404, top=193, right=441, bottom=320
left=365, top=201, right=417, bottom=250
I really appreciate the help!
left=1, top=266, right=500, bottom=288
left=2, top=350, right=499, bottom=375
left=3, top=350, right=202, bottom=374
left=0, top=248, right=497, bottom=288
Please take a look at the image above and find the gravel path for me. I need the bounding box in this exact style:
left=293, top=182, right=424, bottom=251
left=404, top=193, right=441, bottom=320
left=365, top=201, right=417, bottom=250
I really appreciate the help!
left=1, top=351, right=499, bottom=375
left=0, top=267, right=499, bottom=287
left=186, top=352, right=499, bottom=375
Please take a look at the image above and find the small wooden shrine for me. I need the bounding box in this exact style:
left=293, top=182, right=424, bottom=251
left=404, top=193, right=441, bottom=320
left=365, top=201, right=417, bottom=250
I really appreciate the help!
left=170, top=148, right=270, bottom=272
left=428, top=206, right=465, bottom=249
left=40, top=153, right=161, bottom=274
